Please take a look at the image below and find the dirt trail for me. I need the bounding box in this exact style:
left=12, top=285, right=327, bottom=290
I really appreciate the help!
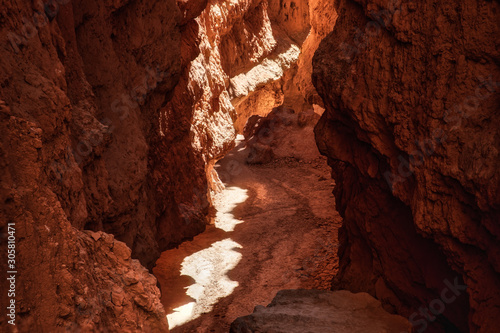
left=153, top=131, right=342, bottom=333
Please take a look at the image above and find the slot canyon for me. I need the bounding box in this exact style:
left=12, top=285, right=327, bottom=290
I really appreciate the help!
left=0, top=0, right=498, bottom=332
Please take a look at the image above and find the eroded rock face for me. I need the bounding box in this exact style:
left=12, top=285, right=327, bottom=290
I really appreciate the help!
left=0, top=0, right=190, bottom=330
left=153, top=0, right=308, bottom=251
left=281, top=0, right=337, bottom=113
left=313, top=0, right=499, bottom=332
left=230, top=0, right=337, bottom=133
left=0, top=102, right=168, bottom=331
left=0, top=0, right=187, bottom=271
left=230, top=289, right=411, bottom=333
left=227, top=0, right=303, bottom=133
left=0, top=0, right=322, bottom=331
left=243, top=105, right=320, bottom=164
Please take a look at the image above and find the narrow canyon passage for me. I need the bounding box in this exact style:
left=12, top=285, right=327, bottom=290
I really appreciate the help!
left=154, top=130, right=342, bottom=332
left=2, top=0, right=498, bottom=331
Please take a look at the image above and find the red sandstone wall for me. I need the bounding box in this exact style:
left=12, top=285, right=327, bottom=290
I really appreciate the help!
left=313, top=0, right=499, bottom=332
left=0, top=0, right=316, bottom=330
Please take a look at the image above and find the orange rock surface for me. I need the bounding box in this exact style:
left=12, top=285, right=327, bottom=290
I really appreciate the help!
left=313, top=0, right=499, bottom=331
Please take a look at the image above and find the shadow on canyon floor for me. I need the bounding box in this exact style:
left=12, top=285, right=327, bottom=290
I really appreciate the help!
left=153, top=134, right=342, bottom=332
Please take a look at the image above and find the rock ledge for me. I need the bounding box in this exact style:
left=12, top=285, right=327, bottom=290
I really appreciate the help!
left=230, top=289, right=411, bottom=333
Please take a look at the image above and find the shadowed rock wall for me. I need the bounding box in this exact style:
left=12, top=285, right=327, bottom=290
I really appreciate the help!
left=313, top=0, right=499, bottom=332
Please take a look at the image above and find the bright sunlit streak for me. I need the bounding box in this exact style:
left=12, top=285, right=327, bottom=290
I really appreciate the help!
left=214, top=186, right=248, bottom=232
left=167, top=302, right=196, bottom=328
left=166, top=148, right=248, bottom=329
left=167, top=239, right=242, bottom=328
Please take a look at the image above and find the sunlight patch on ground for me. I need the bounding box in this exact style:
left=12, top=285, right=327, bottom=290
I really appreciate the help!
left=167, top=238, right=243, bottom=329
left=236, top=134, right=246, bottom=152
left=166, top=302, right=196, bottom=329
left=214, top=186, right=248, bottom=232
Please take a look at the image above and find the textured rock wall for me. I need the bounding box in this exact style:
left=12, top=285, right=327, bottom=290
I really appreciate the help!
left=0, top=0, right=320, bottom=330
left=0, top=0, right=189, bottom=330
left=227, top=0, right=303, bottom=133
left=230, top=289, right=410, bottom=333
left=0, top=0, right=189, bottom=270
left=231, top=0, right=337, bottom=135
left=230, top=0, right=337, bottom=133
left=281, top=0, right=337, bottom=113
left=0, top=102, right=169, bottom=331
left=313, top=0, right=499, bottom=332
left=154, top=0, right=314, bottom=245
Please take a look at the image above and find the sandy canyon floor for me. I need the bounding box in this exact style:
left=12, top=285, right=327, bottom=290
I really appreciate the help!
left=154, top=132, right=342, bottom=332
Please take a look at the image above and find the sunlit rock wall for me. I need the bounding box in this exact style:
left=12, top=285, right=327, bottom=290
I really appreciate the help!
left=230, top=0, right=337, bottom=133
left=0, top=0, right=330, bottom=330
